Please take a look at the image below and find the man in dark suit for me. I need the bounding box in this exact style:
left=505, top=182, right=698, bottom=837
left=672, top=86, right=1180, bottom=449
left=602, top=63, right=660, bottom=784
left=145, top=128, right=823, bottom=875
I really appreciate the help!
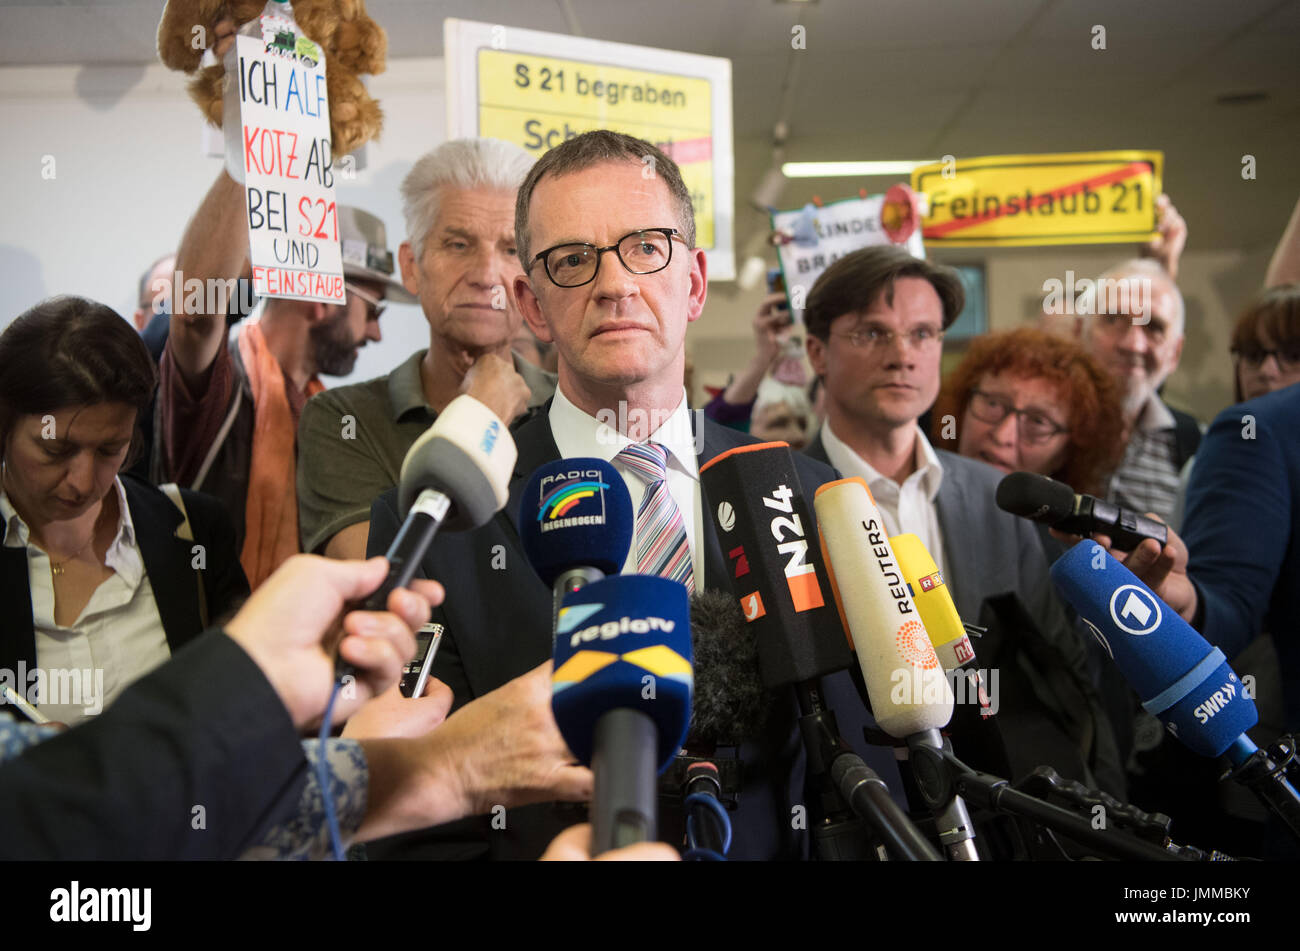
left=801, top=246, right=1124, bottom=797
left=366, top=130, right=880, bottom=860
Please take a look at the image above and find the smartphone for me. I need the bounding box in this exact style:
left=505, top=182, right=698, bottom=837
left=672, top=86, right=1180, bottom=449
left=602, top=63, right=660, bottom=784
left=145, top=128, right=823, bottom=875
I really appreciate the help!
left=399, top=622, right=444, bottom=698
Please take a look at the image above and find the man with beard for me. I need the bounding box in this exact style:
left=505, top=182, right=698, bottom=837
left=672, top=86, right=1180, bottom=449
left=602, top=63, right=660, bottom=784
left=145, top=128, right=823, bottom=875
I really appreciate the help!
left=1075, top=257, right=1199, bottom=527
left=156, top=184, right=410, bottom=589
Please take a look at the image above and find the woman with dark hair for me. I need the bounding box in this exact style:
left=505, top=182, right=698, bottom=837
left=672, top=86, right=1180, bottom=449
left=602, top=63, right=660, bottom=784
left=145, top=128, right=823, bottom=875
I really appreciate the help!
left=931, top=326, right=1126, bottom=496
left=1230, top=284, right=1300, bottom=402
left=0, top=296, right=247, bottom=726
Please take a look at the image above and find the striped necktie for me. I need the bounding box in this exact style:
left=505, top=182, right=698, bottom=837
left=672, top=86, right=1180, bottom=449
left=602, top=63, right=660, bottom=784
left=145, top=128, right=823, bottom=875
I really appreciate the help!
left=615, top=441, right=695, bottom=594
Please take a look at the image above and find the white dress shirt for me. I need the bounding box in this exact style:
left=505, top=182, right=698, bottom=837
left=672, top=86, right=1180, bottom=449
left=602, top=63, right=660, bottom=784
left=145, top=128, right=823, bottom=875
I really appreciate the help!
left=1, top=478, right=170, bottom=725
left=819, top=421, right=951, bottom=582
left=548, top=386, right=705, bottom=593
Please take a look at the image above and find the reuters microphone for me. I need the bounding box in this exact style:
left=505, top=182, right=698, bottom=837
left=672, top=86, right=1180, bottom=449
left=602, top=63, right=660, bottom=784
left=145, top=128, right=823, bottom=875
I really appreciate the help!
left=553, top=575, right=693, bottom=855
left=815, top=479, right=979, bottom=861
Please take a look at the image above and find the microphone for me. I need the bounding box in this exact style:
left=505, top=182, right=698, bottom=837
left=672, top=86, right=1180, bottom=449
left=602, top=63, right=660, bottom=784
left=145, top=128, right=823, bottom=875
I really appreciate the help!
left=1050, top=540, right=1300, bottom=838
left=698, top=441, right=850, bottom=686
left=889, top=533, right=976, bottom=673
left=815, top=479, right=979, bottom=861
left=519, top=458, right=634, bottom=641
left=337, top=394, right=515, bottom=684
left=552, top=575, right=693, bottom=855
left=996, top=471, right=1167, bottom=552
left=813, top=479, right=953, bottom=736
left=699, top=446, right=935, bottom=860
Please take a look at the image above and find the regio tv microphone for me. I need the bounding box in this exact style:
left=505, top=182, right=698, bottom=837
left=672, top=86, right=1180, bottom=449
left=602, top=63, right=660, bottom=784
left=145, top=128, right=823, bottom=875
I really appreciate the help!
left=1051, top=540, right=1300, bottom=838
left=336, top=394, right=515, bottom=684
left=553, top=575, right=693, bottom=855
left=519, top=458, right=634, bottom=641
left=889, top=533, right=975, bottom=672
left=698, top=441, right=850, bottom=687
left=996, top=470, right=1167, bottom=552
left=816, top=479, right=979, bottom=861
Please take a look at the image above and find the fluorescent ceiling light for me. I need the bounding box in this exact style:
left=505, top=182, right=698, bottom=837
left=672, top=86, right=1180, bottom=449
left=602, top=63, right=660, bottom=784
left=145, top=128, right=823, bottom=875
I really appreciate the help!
left=781, top=160, right=936, bottom=178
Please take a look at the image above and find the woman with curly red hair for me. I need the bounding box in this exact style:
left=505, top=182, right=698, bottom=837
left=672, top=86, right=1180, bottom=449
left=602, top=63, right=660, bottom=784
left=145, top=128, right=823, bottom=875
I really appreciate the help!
left=931, top=326, right=1125, bottom=496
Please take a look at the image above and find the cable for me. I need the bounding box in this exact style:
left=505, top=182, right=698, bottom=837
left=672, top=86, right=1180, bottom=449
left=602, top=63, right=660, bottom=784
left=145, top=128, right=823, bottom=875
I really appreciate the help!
left=684, top=789, right=732, bottom=859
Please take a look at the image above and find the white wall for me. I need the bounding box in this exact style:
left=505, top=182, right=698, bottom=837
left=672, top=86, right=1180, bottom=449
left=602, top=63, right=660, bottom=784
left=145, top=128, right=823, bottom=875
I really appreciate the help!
left=0, top=57, right=449, bottom=385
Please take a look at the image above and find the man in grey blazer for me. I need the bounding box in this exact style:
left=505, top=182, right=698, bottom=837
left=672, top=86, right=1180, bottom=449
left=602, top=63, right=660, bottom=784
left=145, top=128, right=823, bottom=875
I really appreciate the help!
left=801, top=246, right=1124, bottom=798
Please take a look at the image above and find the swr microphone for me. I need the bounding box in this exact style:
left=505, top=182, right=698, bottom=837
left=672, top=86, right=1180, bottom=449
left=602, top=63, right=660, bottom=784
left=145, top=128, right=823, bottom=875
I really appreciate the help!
left=1051, top=541, right=1300, bottom=837
left=338, top=394, right=515, bottom=684
left=698, top=442, right=850, bottom=686
left=996, top=471, right=1167, bottom=552
left=519, top=458, right=634, bottom=640
left=816, top=479, right=977, bottom=861
left=553, top=575, right=693, bottom=855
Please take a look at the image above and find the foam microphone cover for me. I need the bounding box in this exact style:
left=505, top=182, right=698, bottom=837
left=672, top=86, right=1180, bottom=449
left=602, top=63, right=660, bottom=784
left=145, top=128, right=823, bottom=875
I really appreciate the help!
left=814, top=479, right=953, bottom=737
left=398, top=394, right=517, bottom=530
left=519, top=457, right=634, bottom=584
left=1050, top=540, right=1257, bottom=757
left=890, top=533, right=976, bottom=671
left=552, top=575, right=693, bottom=771
left=698, top=441, right=851, bottom=687
left=995, top=471, right=1075, bottom=525
left=689, top=589, right=770, bottom=745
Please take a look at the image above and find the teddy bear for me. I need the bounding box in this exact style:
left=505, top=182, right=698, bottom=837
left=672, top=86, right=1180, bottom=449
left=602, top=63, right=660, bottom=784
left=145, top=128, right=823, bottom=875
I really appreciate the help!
left=156, top=0, right=386, bottom=156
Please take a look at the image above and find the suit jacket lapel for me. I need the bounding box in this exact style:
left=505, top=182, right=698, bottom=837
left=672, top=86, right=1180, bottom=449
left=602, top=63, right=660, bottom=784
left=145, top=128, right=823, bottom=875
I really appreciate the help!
left=505, top=406, right=563, bottom=542
left=125, top=479, right=196, bottom=652
left=695, top=418, right=729, bottom=592
left=0, top=547, right=35, bottom=675
left=933, top=462, right=978, bottom=620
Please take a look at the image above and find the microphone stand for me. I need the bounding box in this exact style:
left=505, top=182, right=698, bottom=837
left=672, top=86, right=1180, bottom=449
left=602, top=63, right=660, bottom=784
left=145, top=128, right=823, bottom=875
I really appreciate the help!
left=1224, top=734, right=1300, bottom=842
left=795, top=680, right=940, bottom=861
left=908, top=745, right=1192, bottom=862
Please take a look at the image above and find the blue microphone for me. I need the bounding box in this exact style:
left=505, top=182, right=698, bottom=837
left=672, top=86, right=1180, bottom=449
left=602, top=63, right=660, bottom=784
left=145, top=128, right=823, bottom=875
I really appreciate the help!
left=553, top=575, right=693, bottom=854
left=519, top=458, right=634, bottom=641
left=1050, top=540, right=1257, bottom=757
left=1052, top=541, right=1300, bottom=840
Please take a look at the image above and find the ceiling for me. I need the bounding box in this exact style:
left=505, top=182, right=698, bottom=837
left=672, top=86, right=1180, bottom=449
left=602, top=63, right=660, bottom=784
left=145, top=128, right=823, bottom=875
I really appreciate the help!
left=3, top=0, right=1297, bottom=256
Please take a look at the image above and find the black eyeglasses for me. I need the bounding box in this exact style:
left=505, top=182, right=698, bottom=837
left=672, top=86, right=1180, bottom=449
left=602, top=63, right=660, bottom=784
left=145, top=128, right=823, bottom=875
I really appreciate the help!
left=345, top=282, right=386, bottom=321
left=967, top=390, right=1069, bottom=443
left=1233, top=346, right=1300, bottom=373
left=531, top=228, right=684, bottom=288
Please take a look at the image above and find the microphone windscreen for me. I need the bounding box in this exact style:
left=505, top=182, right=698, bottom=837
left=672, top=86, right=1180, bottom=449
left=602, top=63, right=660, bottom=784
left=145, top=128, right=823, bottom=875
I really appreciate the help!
left=1050, top=540, right=1257, bottom=757
left=814, top=478, right=953, bottom=737
left=995, top=471, right=1075, bottom=525
left=398, top=394, right=517, bottom=530
left=891, top=533, right=976, bottom=671
left=519, top=458, right=634, bottom=584
left=552, top=575, right=692, bottom=771
left=698, top=441, right=851, bottom=687
left=689, top=588, right=770, bottom=744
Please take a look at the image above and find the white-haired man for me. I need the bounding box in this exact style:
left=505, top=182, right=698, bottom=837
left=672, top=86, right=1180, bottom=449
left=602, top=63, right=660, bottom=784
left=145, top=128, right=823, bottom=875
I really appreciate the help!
left=1076, top=257, right=1200, bottom=526
left=296, top=138, right=555, bottom=560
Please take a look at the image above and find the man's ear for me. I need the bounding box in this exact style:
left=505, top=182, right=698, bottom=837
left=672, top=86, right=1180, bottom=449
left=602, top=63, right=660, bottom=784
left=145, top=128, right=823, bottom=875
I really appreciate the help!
left=515, top=275, right=553, bottom=343
left=685, top=247, right=708, bottom=324
left=1171, top=334, right=1184, bottom=370
left=398, top=240, right=420, bottom=296
left=305, top=301, right=330, bottom=326
left=806, top=333, right=827, bottom=377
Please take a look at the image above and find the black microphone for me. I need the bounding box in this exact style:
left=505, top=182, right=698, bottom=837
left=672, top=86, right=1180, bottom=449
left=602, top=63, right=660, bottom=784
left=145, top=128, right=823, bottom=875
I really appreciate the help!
left=995, top=471, right=1168, bottom=552
left=337, top=395, right=516, bottom=685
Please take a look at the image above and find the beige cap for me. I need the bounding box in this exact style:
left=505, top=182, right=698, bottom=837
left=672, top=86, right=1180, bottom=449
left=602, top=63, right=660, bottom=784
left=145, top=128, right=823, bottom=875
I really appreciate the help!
left=338, top=205, right=417, bottom=304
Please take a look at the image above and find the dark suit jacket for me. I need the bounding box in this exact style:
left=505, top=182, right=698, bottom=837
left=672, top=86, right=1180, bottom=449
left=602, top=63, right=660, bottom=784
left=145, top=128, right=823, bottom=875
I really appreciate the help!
left=0, top=474, right=249, bottom=679
left=803, top=431, right=1125, bottom=796
left=0, top=630, right=306, bottom=859
left=367, top=410, right=880, bottom=860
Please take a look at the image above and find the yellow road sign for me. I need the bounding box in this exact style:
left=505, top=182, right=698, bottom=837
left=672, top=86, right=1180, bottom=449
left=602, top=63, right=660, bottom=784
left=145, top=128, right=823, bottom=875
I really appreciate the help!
left=911, top=151, right=1163, bottom=247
